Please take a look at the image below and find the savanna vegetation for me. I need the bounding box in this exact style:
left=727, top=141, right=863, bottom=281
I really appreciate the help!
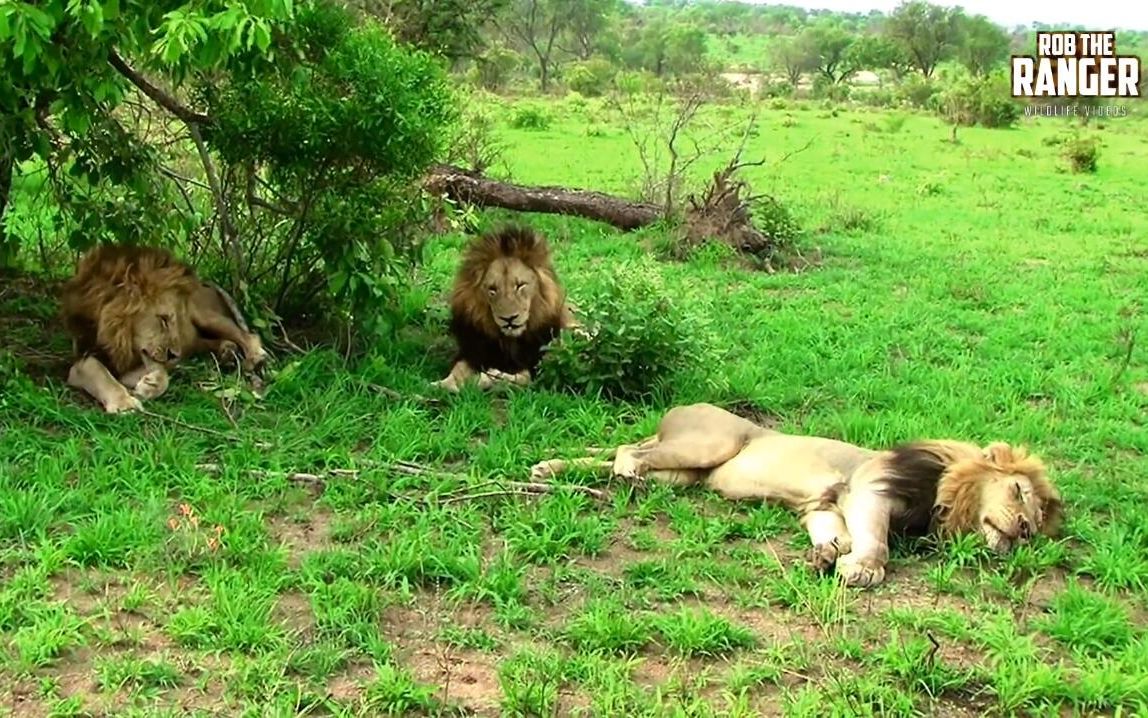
left=1, top=0, right=1147, bottom=715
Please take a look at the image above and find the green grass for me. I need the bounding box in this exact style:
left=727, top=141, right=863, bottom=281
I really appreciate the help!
left=2, top=93, right=1148, bottom=716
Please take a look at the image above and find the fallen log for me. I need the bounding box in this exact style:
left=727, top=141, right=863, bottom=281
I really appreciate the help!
left=424, top=163, right=665, bottom=232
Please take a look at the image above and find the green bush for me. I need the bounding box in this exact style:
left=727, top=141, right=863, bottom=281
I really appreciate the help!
left=536, top=259, right=722, bottom=403
left=508, top=105, right=552, bottom=130
left=934, top=71, right=1020, bottom=129
left=897, top=74, right=938, bottom=108
left=1062, top=135, right=1100, bottom=173
left=202, top=1, right=458, bottom=337
left=565, top=58, right=617, bottom=97
left=761, top=80, right=796, bottom=100
left=473, top=46, right=522, bottom=92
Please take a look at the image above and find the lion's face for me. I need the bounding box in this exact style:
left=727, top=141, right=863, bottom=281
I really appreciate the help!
left=129, top=291, right=191, bottom=367
left=481, top=256, right=538, bottom=338
left=976, top=473, right=1052, bottom=553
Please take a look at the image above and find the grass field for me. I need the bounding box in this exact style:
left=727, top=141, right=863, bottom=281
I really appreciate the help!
left=2, top=95, right=1148, bottom=716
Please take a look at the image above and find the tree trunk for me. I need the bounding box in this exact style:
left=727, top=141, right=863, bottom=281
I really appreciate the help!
left=424, top=164, right=664, bottom=231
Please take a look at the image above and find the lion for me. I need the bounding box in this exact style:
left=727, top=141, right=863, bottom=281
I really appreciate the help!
left=60, top=243, right=268, bottom=414
left=432, top=224, right=579, bottom=392
left=530, top=403, right=1064, bottom=588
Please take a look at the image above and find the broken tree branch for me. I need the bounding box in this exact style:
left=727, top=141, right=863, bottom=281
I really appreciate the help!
left=107, top=49, right=212, bottom=126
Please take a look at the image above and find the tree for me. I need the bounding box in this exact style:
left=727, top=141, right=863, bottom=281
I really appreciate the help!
left=559, top=0, right=619, bottom=61
left=0, top=0, right=458, bottom=339
left=768, top=35, right=816, bottom=85
left=495, top=0, right=572, bottom=91
left=340, top=0, right=510, bottom=65
left=799, top=20, right=861, bottom=84
left=884, top=0, right=964, bottom=78
left=957, top=14, right=1010, bottom=76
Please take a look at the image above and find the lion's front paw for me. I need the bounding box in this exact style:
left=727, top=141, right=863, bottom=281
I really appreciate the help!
left=131, top=368, right=169, bottom=401
left=835, top=555, right=886, bottom=588
left=431, top=376, right=462, bottom=393
left=242, top=336, right=268, bottom=372
left=611, top=454, right=643, bottom=481
left=808, top=538, right=848, bottom=574
left=105, top=391, right=143, bottom=414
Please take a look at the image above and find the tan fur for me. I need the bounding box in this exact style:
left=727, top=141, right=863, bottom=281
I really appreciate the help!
left=531, top=403, right=1064, bottom=588
left=434, top=226, right=579, bottom=392
left=60, top=244, right=268, bottom=413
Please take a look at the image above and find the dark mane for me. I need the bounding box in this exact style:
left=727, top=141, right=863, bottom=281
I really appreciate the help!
left=872, top=442, right=951, bottom=536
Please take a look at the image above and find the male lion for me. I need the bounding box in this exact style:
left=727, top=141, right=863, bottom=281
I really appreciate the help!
left=530, top=403, right=1064, bottom=588
left=433, top=224, right=578, bottom=392
left=60, top=243, right=268, bottom=414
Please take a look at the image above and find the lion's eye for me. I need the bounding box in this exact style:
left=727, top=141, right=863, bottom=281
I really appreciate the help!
left=1013, top=482, right=1023, bottom=500
left=487, top=287, right=497, bottom=295
left=515, top=282, right=526, bottom=292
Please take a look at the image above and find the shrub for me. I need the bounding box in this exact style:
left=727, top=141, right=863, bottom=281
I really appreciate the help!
left=761, top=80, right=795, bottom=99
left=565, top=58, right=617, bottom=97
left=812, top=75, right=851, bottom=102
left=934, top=71, right=1021, bottom=129
left=536, top=258, right=722, bottom=402
left=202, top=2, right=457, bottom=338
left=1062, top=135, right=1099, bottom=173
left=897, top=74, right=938, bottom=108
left=508, top=105, right=551, bottom=130
left=473, top=46, right=522, bottom=92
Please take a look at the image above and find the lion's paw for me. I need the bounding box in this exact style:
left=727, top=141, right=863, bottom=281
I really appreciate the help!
left=105, top=392, right=144, bottom=414
left=835, top=555, right=886, bottom=588
left=808, top=540, right=845, bottom=574
left=242, top=336, right=268, bottom=372
left=131, top=368, right=169, bottom=401
left=431, top=377, right=461, bottom=393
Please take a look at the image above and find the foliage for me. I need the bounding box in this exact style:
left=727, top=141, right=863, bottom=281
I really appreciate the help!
left=536, top=258, right=722, bottom=402
left=200, top=2, right=457, bottom=336
left=564, top=57, right=617, bottom=97
left=934, top=70, right=1020, bottom=129
left=472, top=44, right=524, bottom=91
left=956, top=14, right=1011, bottom=77
left=1061, top=134, right=1100, bottom=173
left=338, top=0, right=509, bottom=63
left=884, top=0, right=964, bottom=78
left=508, top=105, right=552, bottom=130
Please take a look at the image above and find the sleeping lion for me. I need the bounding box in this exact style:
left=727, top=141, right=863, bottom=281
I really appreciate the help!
left=530, top=403, right=1064, bottom=588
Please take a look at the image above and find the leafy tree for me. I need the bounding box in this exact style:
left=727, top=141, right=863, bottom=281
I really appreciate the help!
left=957, top=14, right=1010, bottom=76
left=0, top=0, right=458, bottom=340
left=884, top=0, right=964, bottom=78
left=623, top=15, right=710, bottom=78
left=559, top=0, right=620, bottom=61
left=495, top=0, right=569, bottom=91
left=768, top=35, right=816, bottom=85
left=339, top=0, right=510, bottom=64
left=799, top=20, right=864, bottom=84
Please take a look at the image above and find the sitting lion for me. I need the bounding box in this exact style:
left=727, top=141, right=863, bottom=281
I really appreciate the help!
left=530, top=403, right=1064, bottom=588
left=433, top=224, right=579, bottom=392
left=60, top=243, right=268, bottom=414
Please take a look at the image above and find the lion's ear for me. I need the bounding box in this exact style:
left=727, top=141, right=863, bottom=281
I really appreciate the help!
left=983, top=442, right=1019, bottom=466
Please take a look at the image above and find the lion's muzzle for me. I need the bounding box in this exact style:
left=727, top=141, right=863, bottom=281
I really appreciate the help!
left=498, top=313, right=525, bottom=336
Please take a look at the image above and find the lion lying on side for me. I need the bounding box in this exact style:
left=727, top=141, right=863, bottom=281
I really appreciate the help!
left=433, top=224, right=579, bottom=392
left=60, top=244, right=268, bottom=414
left=531, top=403, right=1064, bottom=588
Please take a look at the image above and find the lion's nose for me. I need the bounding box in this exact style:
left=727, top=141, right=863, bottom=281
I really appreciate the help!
left=166, top=348, right=181, bottom=362
left=1017, top=517, right=1033, bottom=540
left=499, top=314, right=520, bottom=326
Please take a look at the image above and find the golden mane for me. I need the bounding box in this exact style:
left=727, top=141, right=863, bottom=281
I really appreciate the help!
left=449, top=224, right=566, bottom=339
left=60, top=244, right=200, bottom=375
left=933, top=442, right=1063, bottom=537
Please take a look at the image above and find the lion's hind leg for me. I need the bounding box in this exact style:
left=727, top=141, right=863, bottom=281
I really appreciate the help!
left=613, top=432, right=740, bottom=485
left=68, top=356, right=143, bottom=414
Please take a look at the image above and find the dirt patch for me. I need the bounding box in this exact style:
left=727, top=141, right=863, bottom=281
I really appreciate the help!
left=266, top=509, right=334, bottom=568
left=407, top=645, right=503, bottom=716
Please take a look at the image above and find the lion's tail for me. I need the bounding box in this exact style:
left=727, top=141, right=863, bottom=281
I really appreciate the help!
left=872, top=439, right=986, bottom=535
